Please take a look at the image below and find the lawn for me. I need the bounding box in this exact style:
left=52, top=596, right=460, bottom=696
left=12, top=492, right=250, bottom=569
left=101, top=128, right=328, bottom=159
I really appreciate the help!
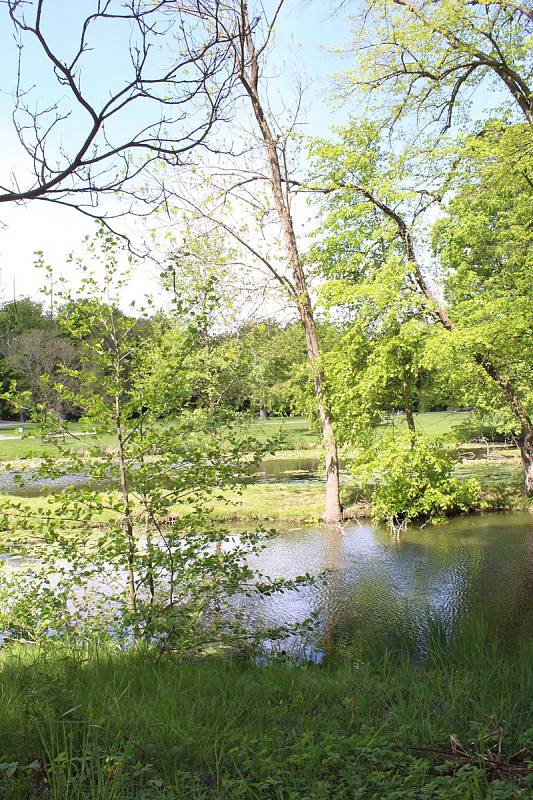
left=0, top=411, right=525, bottom=524
left=0, top=411, right=503, bottom=462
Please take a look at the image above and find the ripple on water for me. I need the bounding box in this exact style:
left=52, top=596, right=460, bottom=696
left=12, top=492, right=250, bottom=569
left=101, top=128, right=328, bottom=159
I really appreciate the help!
left=243, top=513, right=533, bottom=655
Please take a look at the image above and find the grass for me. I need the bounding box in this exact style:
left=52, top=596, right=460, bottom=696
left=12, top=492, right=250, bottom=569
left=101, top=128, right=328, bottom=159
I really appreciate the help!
left=0, top=412, right=526, bottom=524
left=380, top=410, right=471, bottom=441
left=0, top=621, right=531, bottom=799
left=0, top=483, right=331, bottom=529
left=0, top=456, right=525, bottom=531
left=0, top=412, right=472, bottom=462
left=0, top=417, right=319, bottom=463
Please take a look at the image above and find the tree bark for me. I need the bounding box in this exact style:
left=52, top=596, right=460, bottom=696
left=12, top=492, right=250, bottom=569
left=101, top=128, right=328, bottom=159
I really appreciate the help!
left=401, top=377, right=416, bottom=443
left=110, top=310, right=139, bottom=633
left=233, top=1, right=342, bottom=522
left=521, top=425, right=533, bottom=496
left=259, top=406, right=268, bottom=421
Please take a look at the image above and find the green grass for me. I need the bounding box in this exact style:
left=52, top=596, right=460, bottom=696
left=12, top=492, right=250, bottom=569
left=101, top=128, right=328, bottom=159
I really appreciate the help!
left=0, top=623, right=531, bottom=799
left=0, top=483, right=332, bottom=527
left=0, top=412, right=471, bottom=462
left=0, top=412, right=525, bottom=523
left=379, top=410, right=473, bottom=441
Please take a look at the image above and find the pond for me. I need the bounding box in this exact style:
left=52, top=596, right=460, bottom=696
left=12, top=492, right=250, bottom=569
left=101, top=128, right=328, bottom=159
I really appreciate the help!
left=0, top=446, right=519, bottom=495
left=0, top=455, right=324, bottom=495
left=0, top=452, right=530, bottom=657
left=256, top=456, right=322, bottom=482
left=245, top=512, right=533, bottom=657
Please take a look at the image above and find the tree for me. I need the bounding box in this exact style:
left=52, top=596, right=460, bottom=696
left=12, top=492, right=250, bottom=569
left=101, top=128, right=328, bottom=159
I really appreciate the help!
left=4, top=328, right=79, bottom=418
left=0, top=0, right=235, bottom=227
left=234, top=321, right=308, bottom=419
left=0, top=232, right=310, bottom=650
left=352, top=433, right=481, bottom=531
left=307, top=119, right=533, bottom=492
left=350, top=0, right=533, bottom=130
left=433, top=122, right=533, bottom=490
left=171, top=0, right=343, bottom=521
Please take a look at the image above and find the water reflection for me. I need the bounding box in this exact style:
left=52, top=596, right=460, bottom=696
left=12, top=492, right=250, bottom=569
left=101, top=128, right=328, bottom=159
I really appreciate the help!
left=254, top=456, right=322, bottom=483
left=246, top=513, right=533, bottom=656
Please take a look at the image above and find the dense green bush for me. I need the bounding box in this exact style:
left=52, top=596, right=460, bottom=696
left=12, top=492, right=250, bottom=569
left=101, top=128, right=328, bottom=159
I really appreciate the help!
left=352, top=434, right=481, bottom=528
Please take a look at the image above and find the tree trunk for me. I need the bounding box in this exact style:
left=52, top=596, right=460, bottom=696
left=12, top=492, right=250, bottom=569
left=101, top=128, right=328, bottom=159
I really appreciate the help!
left=236, top=3, right=342, bottom=522
left=300, top=305, right=342, bottom=522
left=401, top=377, right=416, bottom=443
left=259, top=406, right=268, bottom=421
left=110, top=311, right=139, bottom=635
left=521, top=424, right=533, bottom=496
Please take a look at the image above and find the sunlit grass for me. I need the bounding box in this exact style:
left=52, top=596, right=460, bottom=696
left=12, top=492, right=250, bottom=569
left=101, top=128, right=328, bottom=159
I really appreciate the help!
left=0, top=411, right=476, bottom=462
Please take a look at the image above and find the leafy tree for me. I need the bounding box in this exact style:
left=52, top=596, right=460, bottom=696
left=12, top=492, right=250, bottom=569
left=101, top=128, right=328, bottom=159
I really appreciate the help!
left=0, top=232, right=310, bottom=651
left=307, top=122, right=438, bottom=444
left=349, top=0, right=533, bottom=130
left=231, top=322, right=308, bottom=419
left=352, top=433, right=481, bottom=531
left=432, top=122, right=533, bottom=488
left=0, top=299, right=49, bottom=341
left=307, top=119, right=533, bottom=493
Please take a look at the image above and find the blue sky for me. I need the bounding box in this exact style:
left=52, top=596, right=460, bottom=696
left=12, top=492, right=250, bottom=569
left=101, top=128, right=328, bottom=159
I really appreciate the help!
left=0, top=0, right=355, bottom=304
left=0, top=0, right=510, bottom=308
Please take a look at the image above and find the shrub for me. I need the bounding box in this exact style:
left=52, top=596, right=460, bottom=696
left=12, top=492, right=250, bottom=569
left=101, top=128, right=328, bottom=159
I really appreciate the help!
left=352, top=434, right=481, bottom=529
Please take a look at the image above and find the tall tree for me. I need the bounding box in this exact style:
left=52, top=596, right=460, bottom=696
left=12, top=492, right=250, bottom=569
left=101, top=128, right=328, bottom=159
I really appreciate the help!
left=433, top=122, right=533, bottom=491
left=173, top=0, right=343, bottom=521
left=308, top=120, right=533, bottom=492
left=350, top=0, right=533, bottom=130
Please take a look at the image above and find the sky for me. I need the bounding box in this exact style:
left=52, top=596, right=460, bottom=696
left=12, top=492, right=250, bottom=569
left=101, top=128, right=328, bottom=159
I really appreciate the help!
left=0, top=0, right=354, bottom=309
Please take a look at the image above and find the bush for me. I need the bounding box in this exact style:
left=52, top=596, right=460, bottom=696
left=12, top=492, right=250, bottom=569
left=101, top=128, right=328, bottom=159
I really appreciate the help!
left=352, top=434, right=481, bottom=528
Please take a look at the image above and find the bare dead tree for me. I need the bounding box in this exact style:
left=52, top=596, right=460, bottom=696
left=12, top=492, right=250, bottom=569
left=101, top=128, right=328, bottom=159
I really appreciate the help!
left=169, top=0, right=343, bottom=522
left=0, top=0, right=236, bottom=230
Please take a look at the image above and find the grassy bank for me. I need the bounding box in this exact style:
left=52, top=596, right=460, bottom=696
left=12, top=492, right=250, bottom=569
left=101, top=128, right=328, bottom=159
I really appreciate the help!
left=0, top=412, right=528, bottom=524
left=0, top=455, right=526, bottom=529
left=0, top=626, right=531, bottom=799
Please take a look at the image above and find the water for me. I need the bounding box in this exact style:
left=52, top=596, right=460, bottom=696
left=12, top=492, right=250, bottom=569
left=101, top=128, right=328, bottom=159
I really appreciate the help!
left=0, top=468, right=93, bottom=496
left=1, top=453, right=530, bottom=655
left=245, top=513, right=533, bottom=655
left=0, top=456, right=324, bottom=495
left=0, top=447, right=518, bottom=495
left=255, top=456, right=322, bottom=483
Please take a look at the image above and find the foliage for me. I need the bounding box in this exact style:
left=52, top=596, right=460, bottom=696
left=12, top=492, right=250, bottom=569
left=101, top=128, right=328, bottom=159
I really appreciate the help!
left=432, top=122, right=533, bottom=421
left=0, top=299, right=65, bottom=419
left=0, top=232, right=311, bottom=653
left=351, top=434, right=481, bottom=528
left=347, top=0, right=533, bottom=131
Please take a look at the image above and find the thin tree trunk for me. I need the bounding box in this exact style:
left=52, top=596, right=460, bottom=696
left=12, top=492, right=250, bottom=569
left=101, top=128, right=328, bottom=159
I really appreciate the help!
left=110, top=311, right=139, bottom=633
left=116, top=405, right=138, bottom=621
left=401, top=377, right=416, bottom=443
left=235, top=3, right=342, bottom=521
